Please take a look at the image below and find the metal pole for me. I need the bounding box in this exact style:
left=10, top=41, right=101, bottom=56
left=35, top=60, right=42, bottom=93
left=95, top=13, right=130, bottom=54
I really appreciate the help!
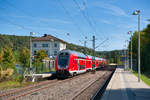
left=92, top=36, right=95, bottom=71
left=138, top=14, right=141, bottom=82
left=30, top=32, right=33, bottom=70
left=124, top=48, right=126, bottom=70
left=84, top=40, right=87, bottom=47
left=125, top=47, right=127, bottom=70
left=84, top=40, right=87, bottom=54
left=131, top=35, right=133, bottom=70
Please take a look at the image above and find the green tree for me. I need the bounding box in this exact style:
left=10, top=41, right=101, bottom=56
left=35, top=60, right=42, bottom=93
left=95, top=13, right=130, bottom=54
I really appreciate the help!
left=2, top=46, right=15, bottom=70
left=0, top=52, right=2, bottom=64
left=130, top=24, right=150, bottom=74
left=18, top=48, right=30, bottom=82
left=33, top=50, right=48, bottom=73
left=0, top=51, right=3, bottom=72
left=34, top=50, right=48, bottom=62
left=19, top=48, right=30, bottom=68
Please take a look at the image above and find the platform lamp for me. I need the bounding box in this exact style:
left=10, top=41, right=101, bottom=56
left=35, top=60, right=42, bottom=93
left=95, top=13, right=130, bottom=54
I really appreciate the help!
left=128, top=31, right=133, bottom=71
left=30, top=32, right=35, bottom=73
left=132, top=10, right=141, bottom=82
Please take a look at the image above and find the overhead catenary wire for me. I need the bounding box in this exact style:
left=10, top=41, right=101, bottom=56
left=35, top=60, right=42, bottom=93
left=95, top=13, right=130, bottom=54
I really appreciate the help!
left=0, top=16, right=34, bottom=32
left=0, top=3, right=43, bottom=36
left=95, top=38, right=109, bottom=49
left=82, top=0, right=98, bottom=35
left=3, top=0, right=68, bottom=37
left=4, top=0, right=88, bottom=38
left=4, top=0, right=36, bottom=19
left=72, top=0, right=97, bottom=35
left=82, top=0, right=107, bottom=41
left=81, top=0, right=109, bottom=46
left=56, top=0, right=86, bottom=40
left=4, top=0, right=86, bottom=42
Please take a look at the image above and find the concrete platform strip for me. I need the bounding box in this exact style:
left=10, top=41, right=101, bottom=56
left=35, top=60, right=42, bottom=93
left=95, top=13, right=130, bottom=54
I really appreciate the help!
left=101, top=66, right=150, bottom=100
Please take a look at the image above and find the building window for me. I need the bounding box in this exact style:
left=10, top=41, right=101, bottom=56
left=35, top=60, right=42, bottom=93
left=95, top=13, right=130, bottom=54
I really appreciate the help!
left=54, top=51, right=57, bottom=56
left=42, top=44, right=48, bottom=47
left=34, top=50, right=36, bottom=55
left=33, top=43, right=37, bottom=47
left=54, top=43, right=57, bottom=48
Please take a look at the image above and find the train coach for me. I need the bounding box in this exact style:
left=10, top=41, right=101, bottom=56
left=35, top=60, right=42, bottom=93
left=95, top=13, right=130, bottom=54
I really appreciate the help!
left=55, top=50, right=107, bottom=77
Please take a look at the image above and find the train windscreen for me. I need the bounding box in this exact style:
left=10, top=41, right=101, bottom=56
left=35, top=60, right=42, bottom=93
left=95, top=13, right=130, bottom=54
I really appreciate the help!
left=58, top=53, right=69, bottom=67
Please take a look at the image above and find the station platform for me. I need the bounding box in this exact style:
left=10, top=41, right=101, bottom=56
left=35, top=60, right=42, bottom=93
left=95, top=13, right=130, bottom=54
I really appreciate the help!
left=101, top=66, right=150, bottom=100
left=25, top=72, right=55, bottom=82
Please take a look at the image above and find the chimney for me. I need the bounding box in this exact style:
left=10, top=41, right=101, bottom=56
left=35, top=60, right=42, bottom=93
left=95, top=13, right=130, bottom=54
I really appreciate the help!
left=44, top=34, right=47, bottom=37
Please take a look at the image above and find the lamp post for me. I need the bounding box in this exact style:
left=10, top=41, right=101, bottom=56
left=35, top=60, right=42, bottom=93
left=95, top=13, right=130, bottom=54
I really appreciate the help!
left=30, top=32, right=34, bottom=71
left=125, top=40, right=129, bottom=70
left=128, top=31, right=133, bottom=70
left=132, top=10, right=141, bottom=82
left=123, top=44, right=126, bottom=70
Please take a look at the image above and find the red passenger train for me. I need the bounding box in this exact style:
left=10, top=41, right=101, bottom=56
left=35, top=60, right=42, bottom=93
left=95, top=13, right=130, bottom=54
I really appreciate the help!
left=55, top=50, right=107, bottom=77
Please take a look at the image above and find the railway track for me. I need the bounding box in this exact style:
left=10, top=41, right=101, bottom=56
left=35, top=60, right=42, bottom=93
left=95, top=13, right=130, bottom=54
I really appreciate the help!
left=0, top=79, right=58, bottom=100
left=71, top=72, right=107, bottom=100
left=0, top=72, right=92, bottom=100
left=71, top=66, right=116, bottom=100
left=91, top=68, right=115, bottom=100
left=0, top=66, right=115, bottom=100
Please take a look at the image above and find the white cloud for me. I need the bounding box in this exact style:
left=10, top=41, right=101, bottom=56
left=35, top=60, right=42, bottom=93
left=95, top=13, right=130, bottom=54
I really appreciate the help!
left=101, top=20, right=112, bottom=25
left=37, top=18, right=71, bottom=24
left=3, top=13, right=71, bottom=24
left=92, top=2, right=128, bottom=17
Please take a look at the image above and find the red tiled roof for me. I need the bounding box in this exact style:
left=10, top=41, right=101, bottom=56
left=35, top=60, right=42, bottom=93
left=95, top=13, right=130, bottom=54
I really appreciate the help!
left=32, top=34, right=66, bottom=43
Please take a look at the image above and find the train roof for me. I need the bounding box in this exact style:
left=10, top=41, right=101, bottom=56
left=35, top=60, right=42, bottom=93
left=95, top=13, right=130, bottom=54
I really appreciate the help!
left=58, top=50, right=105, bottom=61
left=59, top=49, right=87, bottom=58
left=87, top=55, right=93, bottom=59
left=95, top=57, right=103, bottom=60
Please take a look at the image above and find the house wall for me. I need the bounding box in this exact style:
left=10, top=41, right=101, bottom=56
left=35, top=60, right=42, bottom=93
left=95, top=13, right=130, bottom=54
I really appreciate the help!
left=32, top=41, right=66, bottom=58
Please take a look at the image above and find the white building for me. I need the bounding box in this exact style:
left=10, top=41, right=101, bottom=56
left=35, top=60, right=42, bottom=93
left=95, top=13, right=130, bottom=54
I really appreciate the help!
left=32, top=34, right=66, bottom=58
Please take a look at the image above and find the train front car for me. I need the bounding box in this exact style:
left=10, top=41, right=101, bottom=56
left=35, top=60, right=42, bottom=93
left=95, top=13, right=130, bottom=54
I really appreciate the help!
left=55, top=50, right=71, bottom=77
left=55, top=50, right=87, bottom=78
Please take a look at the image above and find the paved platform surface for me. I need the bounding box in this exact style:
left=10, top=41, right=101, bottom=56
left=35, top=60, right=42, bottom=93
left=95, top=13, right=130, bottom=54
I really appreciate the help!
left=101, top=66, right=150, bottom=100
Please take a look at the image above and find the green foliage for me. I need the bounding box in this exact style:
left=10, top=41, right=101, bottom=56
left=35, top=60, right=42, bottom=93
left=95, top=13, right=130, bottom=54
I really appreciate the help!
left=12, top=74, right=23, bottom=83
left=0, top=81, right=21, bottom=90
left=66, top=43, right=99, bottom=56
left=0, top=80, right=33, bottom=90
left=34, top=50, right=48, bottom=62
left=13, top=50, right=20, bottom=63
left=129, top=24, right=150, bottom=74
left=2, top=46, right=15, bottom=70
left=19, top=48, right=30, bottom=68
left=0, top=68, right=14, bottom=82
left=0, top=34, right=30, bottom=51
left=33, top=62, right=46, bottom=73
left=18, top=48, right=30, bottom=82
left=33, top=50, right=48, bottom=73
left=0, top=52, right=3, bottom=64
left=98, top=50, right=121, bottom=64
left=131, top=70, right=150, bottom=86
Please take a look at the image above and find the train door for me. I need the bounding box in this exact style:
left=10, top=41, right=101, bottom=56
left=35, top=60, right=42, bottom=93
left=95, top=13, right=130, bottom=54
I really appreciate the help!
left=73, top=59, right=78, bottom=71
left=92, top=60, right=96, bottom=70
left=86, top=60, right=89, bottom=69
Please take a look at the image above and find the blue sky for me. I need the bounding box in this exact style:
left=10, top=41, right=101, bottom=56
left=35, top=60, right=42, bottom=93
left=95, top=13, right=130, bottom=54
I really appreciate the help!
left=0, top=0, right=150, bottom=51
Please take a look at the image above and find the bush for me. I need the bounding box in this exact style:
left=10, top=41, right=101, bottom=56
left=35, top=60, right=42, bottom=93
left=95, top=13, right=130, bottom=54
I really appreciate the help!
left=0, top=68, right=14, bottom=81
left=12, top=74, right=23, bottom=83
